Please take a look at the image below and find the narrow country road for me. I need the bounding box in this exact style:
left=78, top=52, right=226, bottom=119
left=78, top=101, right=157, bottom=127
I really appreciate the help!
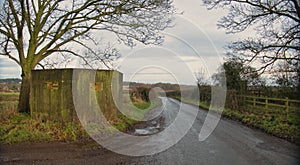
left=1, top=98, right=299, bottom=164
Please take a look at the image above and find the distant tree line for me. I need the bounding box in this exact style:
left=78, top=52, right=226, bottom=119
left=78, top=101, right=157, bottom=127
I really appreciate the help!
left=211, top=58, right=299, bottom=99
left=0, top=78, right=21, bottom=92
left=127, top=82, right=181, bottom=103
left=195, top=59, right=299, bottom=110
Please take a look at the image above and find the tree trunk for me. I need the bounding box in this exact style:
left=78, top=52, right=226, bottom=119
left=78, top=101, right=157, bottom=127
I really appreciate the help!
left=297, top=69, right=300, bottom=99
left=18, top=70, right=31, bottom=114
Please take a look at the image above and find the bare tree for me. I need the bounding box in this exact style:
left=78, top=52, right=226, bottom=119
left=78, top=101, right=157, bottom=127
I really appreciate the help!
left=38, top=41, right=120, bottom=70
left=202, top=0, right=300, bottom=74
left=0, top=0, right=175, bottom=113
left=212, top=58, right=265, bottom=94
left=272, top=61, right=299, bottom=98
left=195, top=68, right=208, bottom=87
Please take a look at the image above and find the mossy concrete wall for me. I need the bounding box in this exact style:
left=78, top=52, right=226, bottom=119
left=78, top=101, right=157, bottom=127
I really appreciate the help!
left=30, top=69, right=123, bottom=122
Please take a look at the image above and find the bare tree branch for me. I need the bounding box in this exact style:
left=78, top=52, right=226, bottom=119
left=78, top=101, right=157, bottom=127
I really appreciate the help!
left=0, top=0, right=175, bottom=71
left=203, top=0, right=300, bottom=74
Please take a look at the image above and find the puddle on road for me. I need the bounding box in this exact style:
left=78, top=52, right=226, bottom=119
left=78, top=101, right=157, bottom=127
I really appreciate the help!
left=133, top=122, right=161, bottom=135
left=127, top=104, right=167, bottom=136
left=134, top=127, right=159, bottom=135
left=129, top=119, right=165, bottom=136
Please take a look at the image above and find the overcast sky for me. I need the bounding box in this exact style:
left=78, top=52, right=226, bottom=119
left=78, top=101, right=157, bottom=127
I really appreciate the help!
left=0, top=0, right=238, bottom=85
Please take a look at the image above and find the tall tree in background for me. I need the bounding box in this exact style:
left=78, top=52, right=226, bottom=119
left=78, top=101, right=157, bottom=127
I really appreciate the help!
left=195, top=67, right=208, bottom=87
left=212, top=58, right=262, bottom=93
left=0, top=0, right=175, bottom=113
left=272, top=61, right=299, bottom=98
left=212, top=59, right=244, bottom=91
left=203, top=0, right=299, bottom=73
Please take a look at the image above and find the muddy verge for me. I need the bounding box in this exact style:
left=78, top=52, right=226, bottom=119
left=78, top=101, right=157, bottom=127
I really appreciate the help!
left=126, top=105, right=166, bottom=136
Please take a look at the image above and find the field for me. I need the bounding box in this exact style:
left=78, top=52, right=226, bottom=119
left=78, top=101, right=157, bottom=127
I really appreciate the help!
left=0, top=92, right=19, bottom=112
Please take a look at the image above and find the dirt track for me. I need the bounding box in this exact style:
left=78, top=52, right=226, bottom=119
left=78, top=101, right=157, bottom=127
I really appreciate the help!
left=0, top=142, right=140, bottom=165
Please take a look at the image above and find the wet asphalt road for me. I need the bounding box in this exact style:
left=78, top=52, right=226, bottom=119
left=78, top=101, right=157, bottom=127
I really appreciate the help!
left=1, top=97, right=299, bottom=164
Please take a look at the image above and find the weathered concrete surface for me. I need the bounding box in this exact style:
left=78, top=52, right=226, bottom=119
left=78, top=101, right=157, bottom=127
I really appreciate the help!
left=30, top=69, right=122, bottom=122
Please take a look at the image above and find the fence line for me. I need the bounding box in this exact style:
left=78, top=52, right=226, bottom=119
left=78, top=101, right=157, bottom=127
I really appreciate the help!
left=239, top=95, right=300, bottom=117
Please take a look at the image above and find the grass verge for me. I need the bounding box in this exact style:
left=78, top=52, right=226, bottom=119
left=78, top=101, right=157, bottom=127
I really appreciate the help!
left=113, top=98, right=162, bottom=131
left=0, top=109, right=89, bottom=144
left=0, top=92, right=162, bottom=144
